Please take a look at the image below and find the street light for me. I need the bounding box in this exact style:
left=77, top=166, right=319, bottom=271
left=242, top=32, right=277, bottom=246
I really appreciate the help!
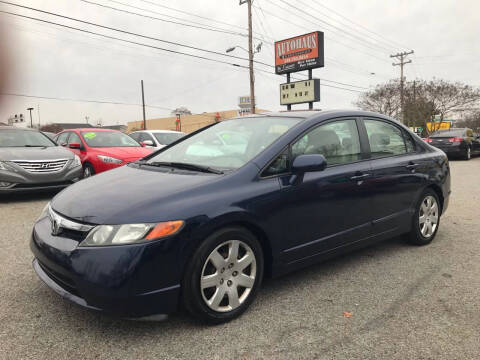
left=225, top=42, right=262, bottom=115
left=27, top=107, right=34, bottom=128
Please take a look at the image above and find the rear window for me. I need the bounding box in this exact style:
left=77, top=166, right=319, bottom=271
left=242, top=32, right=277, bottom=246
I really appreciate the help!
left=430, top=129, right=465, bottom=137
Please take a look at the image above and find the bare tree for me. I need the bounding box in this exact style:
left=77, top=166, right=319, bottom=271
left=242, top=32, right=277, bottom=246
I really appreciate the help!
left=39, top=123, right=63, bottom=133
left=171, top=106, right=192, bottom=116
left=354, top=80, right=401, bottom=118
left=456, top=110, right=480, bottom=132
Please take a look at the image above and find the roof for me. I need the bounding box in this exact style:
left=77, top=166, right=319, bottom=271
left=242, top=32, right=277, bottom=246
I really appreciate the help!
left=64, top=128, right=120, bottom=132
left=132, top=129, right=185, bottom=134
left=54, top=123, right=95, bottom=129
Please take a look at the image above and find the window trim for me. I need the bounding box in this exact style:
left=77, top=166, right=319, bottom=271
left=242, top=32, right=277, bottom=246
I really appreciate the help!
left=361, top=117, right=419, bottom=160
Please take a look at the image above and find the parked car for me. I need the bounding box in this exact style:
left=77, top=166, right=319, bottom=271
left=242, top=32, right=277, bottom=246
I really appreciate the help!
left=55, top=128, right=152, bottom=178
left=32, top=111, right=450, bottom=323
left=129, top=130, right=186, bottom=149
left=0, top=126, right=82, bottom=193
left=425, top=128, right=480, bottom=160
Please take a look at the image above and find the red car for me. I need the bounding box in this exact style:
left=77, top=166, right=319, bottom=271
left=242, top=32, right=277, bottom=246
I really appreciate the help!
left=55, top=128, right=152, bottom=178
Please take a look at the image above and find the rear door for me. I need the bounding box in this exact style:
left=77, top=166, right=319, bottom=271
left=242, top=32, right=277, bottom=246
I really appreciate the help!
left=362, top=117, right=427, bottom=236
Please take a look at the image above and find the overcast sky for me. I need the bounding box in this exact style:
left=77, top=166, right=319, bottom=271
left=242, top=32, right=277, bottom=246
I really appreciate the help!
left=1, top=0, right=479, bottom=127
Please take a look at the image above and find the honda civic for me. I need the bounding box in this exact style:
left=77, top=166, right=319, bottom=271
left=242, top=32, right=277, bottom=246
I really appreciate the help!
left=31, top=110, right=451, bottom=323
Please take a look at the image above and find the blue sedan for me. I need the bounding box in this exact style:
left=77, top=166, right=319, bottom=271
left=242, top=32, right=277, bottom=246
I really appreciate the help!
left=31, top=110, right=451, bottom=323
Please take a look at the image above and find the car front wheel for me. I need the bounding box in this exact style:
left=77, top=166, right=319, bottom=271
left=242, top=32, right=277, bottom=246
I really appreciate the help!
left=83, top=163, right=95, bottom=178
left=182, top=227, right=264, bottom=324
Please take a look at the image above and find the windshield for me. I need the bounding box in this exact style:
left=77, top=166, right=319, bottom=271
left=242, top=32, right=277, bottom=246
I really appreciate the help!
left=0, top=129, right=56, bottom=147
left=81, top=131, right=141, bottom=147
left=147, top=116, right=302, bottom=170
left=153, top=132, right=185, bottom=145
left=430, top=129, right=465, bottom=137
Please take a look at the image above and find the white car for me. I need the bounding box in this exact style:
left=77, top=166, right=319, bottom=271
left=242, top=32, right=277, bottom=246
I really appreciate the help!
left=129, top=130, right=186, bottom=149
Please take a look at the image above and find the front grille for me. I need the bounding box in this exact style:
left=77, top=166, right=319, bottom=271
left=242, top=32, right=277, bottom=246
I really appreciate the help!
left=12, top=159, right=69, bottom=173
left=38, top=261, right=79, bottom=296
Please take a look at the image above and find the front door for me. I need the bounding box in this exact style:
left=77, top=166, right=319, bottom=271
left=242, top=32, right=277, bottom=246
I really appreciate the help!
left=272, top=118, right=374, bottom=263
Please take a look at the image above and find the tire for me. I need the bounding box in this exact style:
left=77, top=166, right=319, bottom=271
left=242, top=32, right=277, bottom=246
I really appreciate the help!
left=83, top=163, right=95, bottom=178
left=464, top=146, right=471, bottom=160
left=405, top=189, right=441, bottom=246
left=182, top=226, right=264, bottom=324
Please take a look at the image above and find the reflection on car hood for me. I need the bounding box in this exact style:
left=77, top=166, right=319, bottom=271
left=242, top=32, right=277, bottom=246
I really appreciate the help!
left=0, top=146, right=74, bottom=161
left=51, top=164, right=220, bottom=224
left=93, top=147, right=152, bottom=159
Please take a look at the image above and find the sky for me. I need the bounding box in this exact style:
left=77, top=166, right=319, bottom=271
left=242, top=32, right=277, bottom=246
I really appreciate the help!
left=0, top=0, right=479, bottom=127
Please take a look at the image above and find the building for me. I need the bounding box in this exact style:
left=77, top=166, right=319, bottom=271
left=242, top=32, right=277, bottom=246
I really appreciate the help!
left=100, top=125, right=128, bottom=132
left=53, top=123, right=95, bottom=130
left=127, top=109, right=269, bottom=133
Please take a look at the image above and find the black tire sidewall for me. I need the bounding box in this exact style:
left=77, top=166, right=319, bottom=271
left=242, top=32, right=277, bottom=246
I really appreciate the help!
left=83, top=163, right=94, bottom=178
left=410, top=189, right=441, bottom=245
left=182, top=226, right=264, bottom=324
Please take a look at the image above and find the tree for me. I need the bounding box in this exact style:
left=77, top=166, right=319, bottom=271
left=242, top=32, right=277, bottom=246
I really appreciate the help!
left=171, top=106, right=192, bottom=116
left=456, top=111, right=480, bottom=131
left=354, top=80, right=401, bottom=118
left=39, top=123, right=63, bottom=133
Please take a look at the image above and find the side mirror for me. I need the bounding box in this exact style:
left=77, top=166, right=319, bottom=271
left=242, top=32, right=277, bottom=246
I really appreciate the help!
left=292, top=154, right=327, bottom=173
left=141, top=140, right=154, bottom=147
left=69, top=142, right=81, bottom=149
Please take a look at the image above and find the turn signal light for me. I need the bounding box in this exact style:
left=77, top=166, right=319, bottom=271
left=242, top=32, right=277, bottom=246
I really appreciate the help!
left=448, top=137, right=463, bottom=142
left=146, top=221, right=184, bottom=240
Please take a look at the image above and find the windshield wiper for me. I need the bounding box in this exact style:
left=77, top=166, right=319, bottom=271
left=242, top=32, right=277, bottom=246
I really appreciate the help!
left=147, top=161, right=223, bottom=174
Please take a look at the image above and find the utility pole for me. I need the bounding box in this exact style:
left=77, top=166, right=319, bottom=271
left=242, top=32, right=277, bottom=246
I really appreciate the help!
left=391, top=50, right=414, bottom=124
left=240, top=0, right=255, bottom=114
left=141, top=80, right=147, bottom=130
left=27, top=107, right=34, bottom=128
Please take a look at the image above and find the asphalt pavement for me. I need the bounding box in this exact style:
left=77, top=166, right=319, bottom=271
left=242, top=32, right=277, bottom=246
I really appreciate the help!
left=1, top=158, right=479, bottom=360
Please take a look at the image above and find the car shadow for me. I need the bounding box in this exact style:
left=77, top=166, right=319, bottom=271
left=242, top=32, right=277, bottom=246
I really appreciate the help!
left=0, top=189, right=61, bottom=203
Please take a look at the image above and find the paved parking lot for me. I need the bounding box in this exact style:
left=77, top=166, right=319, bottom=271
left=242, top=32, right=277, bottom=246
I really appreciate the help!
left=1, top=158, right=479, bottom=360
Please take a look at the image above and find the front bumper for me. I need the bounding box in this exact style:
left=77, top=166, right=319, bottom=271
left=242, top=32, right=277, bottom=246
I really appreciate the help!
left=0, top=165, right=82, bottom=193
left=30, top=216, right=182, bottom=318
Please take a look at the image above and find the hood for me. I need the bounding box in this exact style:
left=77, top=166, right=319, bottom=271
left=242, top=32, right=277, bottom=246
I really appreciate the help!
left=0, top=146, right=74, bottom=161
left=93, top=147, right=152, bottom=160
left=51, top=164, right=221, bottom=224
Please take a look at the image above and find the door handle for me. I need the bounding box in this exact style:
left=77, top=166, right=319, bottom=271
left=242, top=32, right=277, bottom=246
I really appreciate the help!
left=350, top=173, right=371, bottom=181
left=405, top=163, right=419, bottom=170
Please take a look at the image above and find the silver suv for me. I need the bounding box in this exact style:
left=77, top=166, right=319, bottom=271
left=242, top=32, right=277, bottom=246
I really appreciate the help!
left=0, top=126, right=83, bottom=193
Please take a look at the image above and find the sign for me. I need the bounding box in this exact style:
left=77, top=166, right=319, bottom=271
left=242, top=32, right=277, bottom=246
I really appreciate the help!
left=427, top=122, right=451, bottom=132
left=275, top=31, right=324, bottom=75
left=238, top=96, right=254, bottom=109
left=280, top=79, right=320, bottom=105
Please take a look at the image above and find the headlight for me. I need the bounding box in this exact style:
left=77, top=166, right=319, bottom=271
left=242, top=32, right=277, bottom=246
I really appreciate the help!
left=97, top=155, right=123, bottom=164
left=69, top=155, right=81, bottom=168
left=37, top=202, right=51, bottom=222
left=79, top=220, right=184, bottom=247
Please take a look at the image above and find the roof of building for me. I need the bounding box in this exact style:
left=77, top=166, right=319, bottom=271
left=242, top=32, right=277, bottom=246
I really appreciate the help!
left=100, top=125, right=127, bottom=131
left=63, top=127, right=121, bottom=132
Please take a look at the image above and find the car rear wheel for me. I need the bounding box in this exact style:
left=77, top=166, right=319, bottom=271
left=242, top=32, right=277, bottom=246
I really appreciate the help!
left=83, top=163, right=95, bottom=178
left=405, top=189, right=440, bottom=245
left=464, top=146, right=471, bottom=160
left=182, top=227, right=264, bottom=324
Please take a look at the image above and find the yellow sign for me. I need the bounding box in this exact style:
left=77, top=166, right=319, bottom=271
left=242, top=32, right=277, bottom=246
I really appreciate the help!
left=427, top=122, right=451, bottom=131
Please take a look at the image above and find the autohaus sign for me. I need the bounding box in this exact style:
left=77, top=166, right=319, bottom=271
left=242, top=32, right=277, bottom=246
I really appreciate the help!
left=275, top=31, right=324, bottom=75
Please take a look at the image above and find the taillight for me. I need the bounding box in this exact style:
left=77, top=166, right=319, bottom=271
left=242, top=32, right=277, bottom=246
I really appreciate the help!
left=448, top=137, right=463, bottom=142
left=425, top=138, right=433, bottom=143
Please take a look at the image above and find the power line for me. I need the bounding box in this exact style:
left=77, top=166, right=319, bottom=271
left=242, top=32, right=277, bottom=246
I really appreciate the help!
left=0, top=5, right=370, bottom=91
left=304, top=0, right=411, bottom=51
left=252, top=4, right=389, bottom=63
left=269, top=0, right=393, bottom=54
left=0, top=1, right=274, bottom=68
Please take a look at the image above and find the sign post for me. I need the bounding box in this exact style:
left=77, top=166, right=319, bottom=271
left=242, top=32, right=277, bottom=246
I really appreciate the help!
left=275, top=31, right=324, bottom=110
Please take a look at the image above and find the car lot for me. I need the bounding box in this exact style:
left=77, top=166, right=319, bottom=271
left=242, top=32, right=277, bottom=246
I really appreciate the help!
left=0, top=158, right=479, bottom=359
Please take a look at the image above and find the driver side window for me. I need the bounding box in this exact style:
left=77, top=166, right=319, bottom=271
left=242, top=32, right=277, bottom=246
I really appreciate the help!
left=292, top=119, right=362, bottom=166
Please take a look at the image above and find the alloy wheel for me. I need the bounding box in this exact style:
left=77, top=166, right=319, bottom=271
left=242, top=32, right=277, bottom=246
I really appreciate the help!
left=467, top=147, right=471, bottom=160
left=418, top=195, right=439, bottom=238
left=200, top=240, right=256, bottom=312
left=83, top=166, right=92, bottom=178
